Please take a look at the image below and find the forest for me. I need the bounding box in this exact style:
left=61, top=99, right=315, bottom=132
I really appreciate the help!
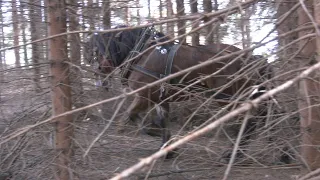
left=0, top=0, right=320, bottom=179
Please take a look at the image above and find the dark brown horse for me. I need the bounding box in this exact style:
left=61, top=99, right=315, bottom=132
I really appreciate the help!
left=84, top=26, right=272, bottom=160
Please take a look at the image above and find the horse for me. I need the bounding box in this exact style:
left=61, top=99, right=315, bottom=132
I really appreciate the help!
left=83, top=25, right=273, bottom=160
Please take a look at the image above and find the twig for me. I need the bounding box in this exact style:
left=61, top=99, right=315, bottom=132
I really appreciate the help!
left=299, top=168, right=320, bottom=180
left=83, top=95, right=127, bottom=157
left=109, top=61, right=320, bottom=180
left=0, top=0, right=258, bottom=52
left=223, top=112, right=250, bottom=180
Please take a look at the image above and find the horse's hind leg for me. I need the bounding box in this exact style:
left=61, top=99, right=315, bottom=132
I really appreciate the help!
left=221, top=116, right=260, bottom=162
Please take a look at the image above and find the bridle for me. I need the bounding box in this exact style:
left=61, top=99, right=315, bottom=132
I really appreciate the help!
left=91, top=47, right=114, bottom=74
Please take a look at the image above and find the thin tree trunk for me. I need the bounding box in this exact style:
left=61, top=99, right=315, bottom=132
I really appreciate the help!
left=203, top=0, right=213, bottom=45
left=276, top=0, right=298, bottom=59
left=176, top=0, right=186, bottom=43
left=190, top=0, right=199, bottom=45
left=43, top=0, right=48, bottom=62
left=213, top=0, right=220, bottom=44
left=47, top=0, right=73, bottom=179
left=68, top=0, right=83, bottom=108
left=88, top=0, right=94, bottom=30
left=29, top=0, right=42, bottom=92
left=0, top=0, right=3, bottom=100
left=159, top=0, right=163, bottom=31
left=12, top=0, right=20, bottom=67
left=19, top=1, right=28, bottom=65
left=240, top=5, right=252, bottom=49
left=166, top=0, right=174, bottom=37
left=298, top=0, right=320, bottom=170
left=102, top=0, right=111, bottom=29
left=125, top=6, right=129, bottom=24
left=0, top=1, right=5, bottom=68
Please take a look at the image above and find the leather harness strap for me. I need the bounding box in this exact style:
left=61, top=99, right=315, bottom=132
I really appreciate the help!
left=162, top=44, right=180, bottom=80
left=131, top=44, right=180, bottom=80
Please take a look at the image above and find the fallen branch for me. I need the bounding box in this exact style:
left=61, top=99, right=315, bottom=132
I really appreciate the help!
left=109, top=61, right=320, bottom=180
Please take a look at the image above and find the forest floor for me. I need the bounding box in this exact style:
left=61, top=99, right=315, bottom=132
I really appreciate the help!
left=0, top=71, right=306, bottom=180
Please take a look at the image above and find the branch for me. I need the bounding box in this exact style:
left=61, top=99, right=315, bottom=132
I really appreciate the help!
left=109, top=62, right=320, bottom=180
left=0, top=0, right=259, bottom=52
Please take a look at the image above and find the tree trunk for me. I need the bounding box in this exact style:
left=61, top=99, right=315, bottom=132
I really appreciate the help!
left=166, top=0, right=174, bottom=36
left=12, top=0, right=20, bottom=67
left=159, top=0, right=163, bottom=31
left=176, top=0, right=186, bottom=43
left=102, top=0, right=111, bottom=29
left=203, top=0, right=213, bottom=45
left=0, top=0, right=5, bottom=68
left=29, top=0, right=43, bottom=92
left=148, top=0, right=151, bottom=18
left=43, top=0, right=49, bottom=62
left=213, top=0, right=220, bottom=44
left=88, top=0, right=95, bottom=30
left=298, top=0, right=320, bottom=170
left=125, top=6, right=129, bottom=24
left=47, top=0, right=73, bottom=179
left=19, top=1, right=28, bottom=65
left=240, top=6, right=252, bottom=49
left=190, top=0, right=199, bottom=45
left=0, top=1, right=3, bottom=100
left=0, top=1, right=5, bottom=68
left=68, top=0, right=83, bottom=108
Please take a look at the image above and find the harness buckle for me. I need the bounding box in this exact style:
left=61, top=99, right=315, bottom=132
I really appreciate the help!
left=159, top=83, right=166, bottom=100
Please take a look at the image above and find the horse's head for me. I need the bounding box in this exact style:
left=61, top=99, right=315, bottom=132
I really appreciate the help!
left=84, top=33, right=115, bottom=75
left=84, top=26, right=153, bottom=74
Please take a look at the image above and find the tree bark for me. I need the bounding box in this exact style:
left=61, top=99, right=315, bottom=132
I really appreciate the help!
left=19, top=1, right=28, bottom=65
left=148, top=0, right=151, bottom=18
left=102, top=0, right=111, bottom=29
left=277, top=0, right=298, bottom=59
left=88, top=0, right=95, bottom=30
left=176, top=0, right=186, bottom=43
left=298, top=0, right=320, bottom=170
left=0, top=1, right=3, bottom=100
left=203, top=0, right=213, bottom=45
left=190, top=0, right=199, bottom=45
left=0, top=1, right=4, bottom=67
left=47, top=0, right=73, bottom=179
left=29, top=0, right=42, bottom=92
left=68, top=0, right=83, bottom=108
left=12, top=0, right=20, bottom=67
left=159, top=0, right=163, bottom=31
left=166, top=0, right=174, bottom=36
left=213, top=0, right=220, bottom=44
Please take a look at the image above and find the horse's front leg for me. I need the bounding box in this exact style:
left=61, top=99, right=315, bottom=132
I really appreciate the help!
left=153, top=102, right=178, bottom=159
left=117, top=96, right=148, bottom=133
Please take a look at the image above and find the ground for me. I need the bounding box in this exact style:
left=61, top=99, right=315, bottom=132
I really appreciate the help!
left=0, top=70, right=307, bottom=180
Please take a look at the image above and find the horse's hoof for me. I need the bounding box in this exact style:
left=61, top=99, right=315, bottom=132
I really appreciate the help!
left=220, top=149, right=244, bottom=164
left=141, top=128, right=162, bottom=137
left=278, top=147, right=294, bottom=164
left=117, top=126, right=126, bottom=133
left=165, top=149, right=179, bottom=159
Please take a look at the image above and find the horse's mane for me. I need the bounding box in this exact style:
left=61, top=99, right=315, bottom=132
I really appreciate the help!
left=88, top=25, right=173, bottom=66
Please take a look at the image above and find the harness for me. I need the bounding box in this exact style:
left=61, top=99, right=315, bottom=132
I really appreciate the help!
left=120, top=27, right=155, bottom=82
left=113, top=27, right=180, bottom=100
left=91, top=28, right=270, bottom=102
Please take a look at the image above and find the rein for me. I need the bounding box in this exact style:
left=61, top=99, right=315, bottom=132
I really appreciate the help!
left=120, top=27, right=156, bottom=83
